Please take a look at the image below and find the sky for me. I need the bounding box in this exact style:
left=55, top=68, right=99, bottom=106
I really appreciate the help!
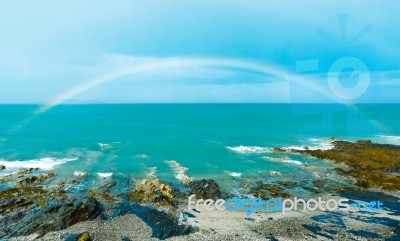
left=0, top=0, right=399, bottom=104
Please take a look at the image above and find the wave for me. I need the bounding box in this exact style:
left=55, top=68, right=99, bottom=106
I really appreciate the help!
left=284, top=138, right=334, bottom=151
left=74, top=171, right=87, bottom=177
left=282, top=160, right=303, bottom=166
left=0, top=157, right=77, bottom=170
left=134, top=154, right=150, bottom=159
left=224, top=171, right=242, bottom=178
left=166, top=160, right=192, bottom=184
left=98, top=143, right=113, bottom=150
left=263, top=156, right=303, bottom=166
left=269, top=171, right=282, bottom=176
left=374, top=135, right=400, bottom=145
left=226, top=145, right=272, bottom=154
left=147, top=167, right=157, bottom=177
left=97, top=172, right=113, bottom=178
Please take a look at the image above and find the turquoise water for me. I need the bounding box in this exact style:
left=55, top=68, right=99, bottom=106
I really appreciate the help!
left=0, top=104, right=399, bottom=193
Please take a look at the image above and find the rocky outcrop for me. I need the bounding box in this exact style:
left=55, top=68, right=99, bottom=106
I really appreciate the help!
left=0, top=168, right=39, bottom=183
left=0, top=187, right=101, bottom=239
left=14, top=172, right=56, bottom=188
left=129, top=177, right=175, bottom=209
left=293, top=140, right=400, bottom=190
left=0, top=164, right=5, bottom=170
left=272, top=147, right=286, bottom=153
left=188, top=179, right=221, bottom=199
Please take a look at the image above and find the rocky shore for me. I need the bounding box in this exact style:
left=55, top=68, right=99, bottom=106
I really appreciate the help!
left=1, top=139, right=399, bottom=240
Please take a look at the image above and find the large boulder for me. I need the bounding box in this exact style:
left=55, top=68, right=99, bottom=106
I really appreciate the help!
left=129, top=177, right=175, bottom=209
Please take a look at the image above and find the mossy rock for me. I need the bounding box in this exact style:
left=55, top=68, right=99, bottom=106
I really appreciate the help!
left=294, top=140, right=400, bottom=190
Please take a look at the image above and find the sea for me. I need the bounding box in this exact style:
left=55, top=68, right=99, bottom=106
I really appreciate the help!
left=0, top=104, right=399, bottom=195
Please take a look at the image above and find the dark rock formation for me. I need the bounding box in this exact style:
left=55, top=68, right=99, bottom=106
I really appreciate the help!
left=0, top=190, right=101, bottom=239
left=130, top=204, right=192, bottom=240
left=188, top=179, right=221, bottom=199
left=272, top=147, right=286, bottom=154
left=14, top=172, right=56, bottom=188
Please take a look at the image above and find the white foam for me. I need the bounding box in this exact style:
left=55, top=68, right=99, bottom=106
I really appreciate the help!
left=98, top=143, right=112, bottom=150
left=284, top=138, right=334, bottom=151
left=97, top=172, right=113, bottom=178
left=135, top=154, right=150, bottom=159
left=166, top=160, right=192, bottom=184
left=0, top=157, right=77, bottom=170
left=269, top=171, right=282, bottom=176
left=227, top=145, right=272, bottom=154
left=225, top=171, right=242, bottom=178
left=282, top=160, right=303, bottom=166
left=147, top=167, right=157, bottom=177
left=263, top=156, right=303, bottom=166
left=74, top=171, right=87, bottom=177
left=374, top=135, right=400, bottom=145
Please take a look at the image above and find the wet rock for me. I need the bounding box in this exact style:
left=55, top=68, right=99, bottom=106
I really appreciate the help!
left=251, top=182, right=291, bottom=199
left=272, top=147, right=286, bottom=154
left=241, top=182, right=251, bottom=191
left=105, top=180, right=116, bottom=188
left=0, top=164, right=5, bottom=170
left=188, top=179, right=221, bottom=199
left=16, top=168, right=39, bottom=178
left=0, top=168, right=39, bottom=183
left=14, top=172, right=56, bottom=188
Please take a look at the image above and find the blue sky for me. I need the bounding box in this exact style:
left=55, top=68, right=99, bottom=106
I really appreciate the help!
left=0, top=0, right=399, bottom=104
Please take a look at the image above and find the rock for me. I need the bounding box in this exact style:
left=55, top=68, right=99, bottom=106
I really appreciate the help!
left=16, top=168, right=39, bottom=178
left=130, top=204, right=192, bottom=240
left=61, top=232, right=91, bottom=241
left=160, top=183, right=173, bottom=200
left=106, top=180, right=116, bottom=188
left=251, top=182, right=291, bottom=199
left=0, top=164, right=5, bottom=170
left=14, top=172, right=56, bottom=188
left=129, top=177, right=175, bottom=209
left=77, top=232, right=91, bottom=241
left=0, top=168, right=39, bottom=183
left=293, top=140, right=400, bottom=190
left=0, top=194, right=101, bottom=238
left=188, top=179, right=221, bottom=199
left=272, top=147, right=286, bottom=154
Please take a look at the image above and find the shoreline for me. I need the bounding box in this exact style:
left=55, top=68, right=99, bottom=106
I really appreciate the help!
left=1, top=139, right=400, bottom=240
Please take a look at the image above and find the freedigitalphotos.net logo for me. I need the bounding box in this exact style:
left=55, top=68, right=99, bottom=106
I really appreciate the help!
left=188, top=195, right=383, bottom=216
left=295, top=14, right=374, bottom=100
left=290, top=14, right=379, bottom=138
